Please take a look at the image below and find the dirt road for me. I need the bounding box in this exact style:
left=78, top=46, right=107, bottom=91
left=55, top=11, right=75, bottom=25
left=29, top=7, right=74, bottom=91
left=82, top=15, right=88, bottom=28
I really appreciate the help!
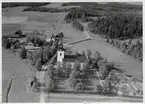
left=44, top=93, right=142, bottom=102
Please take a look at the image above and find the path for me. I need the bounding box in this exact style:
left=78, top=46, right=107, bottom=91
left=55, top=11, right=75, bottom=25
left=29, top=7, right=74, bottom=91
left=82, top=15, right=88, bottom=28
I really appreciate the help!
left=64, top=30, right=106, bottom=47
left=44, top=93, right=142, bottom=102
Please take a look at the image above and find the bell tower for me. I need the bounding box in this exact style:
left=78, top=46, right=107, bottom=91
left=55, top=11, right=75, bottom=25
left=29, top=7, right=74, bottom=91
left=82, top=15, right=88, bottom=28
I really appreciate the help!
left=57, top=50, right=64, bottom=66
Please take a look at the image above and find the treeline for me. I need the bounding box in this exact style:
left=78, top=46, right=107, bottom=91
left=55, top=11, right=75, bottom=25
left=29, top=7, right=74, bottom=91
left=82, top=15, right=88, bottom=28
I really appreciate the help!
left=63, top=2, right=142, bottom=21
left=64, top=8, right=107, bottom=23
left=62, top=2, right=142, bottom=11
left=80, top=17, right=94, bottom=23
left=64, top=8, right=87, bottom=23
left=2, top=2, right=50, bottom=8
left=72, top=20, right=84, bottom=31
left=107, top=39, right=142, bottom=61
left=88, top=14, right=142, bottom=39
left=23, top=7, right=72, bottom=12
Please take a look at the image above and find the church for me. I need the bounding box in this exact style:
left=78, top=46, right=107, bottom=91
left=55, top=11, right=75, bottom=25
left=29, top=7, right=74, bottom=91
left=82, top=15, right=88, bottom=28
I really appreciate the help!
left=56, top=45, right=86, bottom=69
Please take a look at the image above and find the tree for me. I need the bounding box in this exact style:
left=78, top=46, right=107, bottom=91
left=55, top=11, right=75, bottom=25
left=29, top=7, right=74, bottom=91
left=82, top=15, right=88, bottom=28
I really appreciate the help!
left=99, top=66, right=109, bottom=80
left=97, top=58, right=107, bottom=68
left=96, top=85, right=103, bottom=94
left=71, top=78, right=78, bottom=89
left=75, top=81, right=85, bottom=91
left=102, top=78, right=116, bottom=95
left=65, top=62, right=72, bottom=77
left=109, top=70, right=120, bottom=85
left=74, top=60, right=81, bottom=71
left=66, top=69, right=80, bottom=88
left=82, top=60, right=91, bottom=78
left=43, top=64, right=55, bottom=92
left=54, top=65, right=61, bottom=77
left=33, top=47, right=43, bottom=64
left=5, top=39, right=11, bottom=49
left=48, top=54, right=57, bottom=65
left=86, top=49, right=92, bottom=59
left=19, top=46, right=27, bottom=59
left=93, top=51, right=103, bottom=69
left=72, top=20, right=84, bottom=31
left=44, top=64, right=54, bottom=79
left=35, top=58, right=42, bottom=71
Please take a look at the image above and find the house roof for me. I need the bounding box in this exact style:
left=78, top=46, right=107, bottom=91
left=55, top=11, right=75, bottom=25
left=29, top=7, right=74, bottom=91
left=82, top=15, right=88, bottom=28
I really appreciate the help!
left=64, top=54, right=86, bottom=63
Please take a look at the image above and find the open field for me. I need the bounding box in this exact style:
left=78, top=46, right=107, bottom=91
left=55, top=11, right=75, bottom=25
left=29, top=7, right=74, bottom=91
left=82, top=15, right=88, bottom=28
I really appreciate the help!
left=2, top=48, right=39, bottom=102
left=41, top=2, right=80, bottom=9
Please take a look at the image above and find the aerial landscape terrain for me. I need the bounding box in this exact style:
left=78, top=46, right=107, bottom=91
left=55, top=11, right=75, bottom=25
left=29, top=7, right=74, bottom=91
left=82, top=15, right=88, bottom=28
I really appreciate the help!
left=2, top=2, right=143, bottom=103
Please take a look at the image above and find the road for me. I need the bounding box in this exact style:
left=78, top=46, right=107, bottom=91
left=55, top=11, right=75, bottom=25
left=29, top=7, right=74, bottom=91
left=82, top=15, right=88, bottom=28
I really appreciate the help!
left=64, top=31, right=106, bottom=47
left=44, top=93, right=142, bottom=102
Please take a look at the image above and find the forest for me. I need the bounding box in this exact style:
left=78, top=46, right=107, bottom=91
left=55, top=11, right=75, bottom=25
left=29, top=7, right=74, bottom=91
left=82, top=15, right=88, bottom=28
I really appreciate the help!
left=62, top=2, right=142, bottom=11
left=23, top=7, right=71, bottom=12
left=63, top=2, right=142, bottom=19
left=87, top=14, right=142, bottom=39
left=2, top=2, right=50, bottom=8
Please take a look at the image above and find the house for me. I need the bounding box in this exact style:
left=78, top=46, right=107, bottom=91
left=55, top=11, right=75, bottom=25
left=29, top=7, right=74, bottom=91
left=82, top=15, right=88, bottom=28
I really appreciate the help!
left=41, top=65, right=48, bottom=71
left=46, top=37, right=55, bottom=43
left=57, top=48, right=86, bottom=69
left=25, top=42, right=40, bottom=50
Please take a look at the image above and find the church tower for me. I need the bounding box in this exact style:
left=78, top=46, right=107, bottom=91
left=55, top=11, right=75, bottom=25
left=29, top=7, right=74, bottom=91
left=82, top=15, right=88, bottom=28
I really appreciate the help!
left=57, top=50, right=64, bottom=62
left=57, top=43, right=65, bottom=66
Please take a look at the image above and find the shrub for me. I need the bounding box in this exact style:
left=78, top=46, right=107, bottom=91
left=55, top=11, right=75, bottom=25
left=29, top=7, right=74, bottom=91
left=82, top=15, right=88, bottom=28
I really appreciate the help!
left=5, top=39, right=11, bottom=49
left=93, top=51, right=103, bottom=69
left=75, top=82, right=85, bottom=91
left=96, top=85, right=103, bottom=94
left=86, top=49, right=92, bottom=59
left=71, top=78, right=78, bottom=89
left=35, top=58, right=42, bottom=71
left=19, top=46, right=27, bottom=59
left=74, top=60, right=81, bottom=71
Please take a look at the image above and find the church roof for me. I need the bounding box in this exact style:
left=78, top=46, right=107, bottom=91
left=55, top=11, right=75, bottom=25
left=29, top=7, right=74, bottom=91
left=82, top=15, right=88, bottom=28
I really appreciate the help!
left=64, top=54, right=86, bottom=63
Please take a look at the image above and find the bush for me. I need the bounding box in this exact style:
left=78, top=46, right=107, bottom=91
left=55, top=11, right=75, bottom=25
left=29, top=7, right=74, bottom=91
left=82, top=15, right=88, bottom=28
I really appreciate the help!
left=93, top=51, right=103, bottom=69
left=74, top=60, right=81, bottom=71
left=96, top=85, right=103, bottom=94
left=75, top=82, right=85, bottom=91
left=19, top=46, right=27, bottom=59
left=35, top=58, right=42, bottom=71
left=5, top=39, right=11, bottom=49
left=86, top=49, right=92, bottom=59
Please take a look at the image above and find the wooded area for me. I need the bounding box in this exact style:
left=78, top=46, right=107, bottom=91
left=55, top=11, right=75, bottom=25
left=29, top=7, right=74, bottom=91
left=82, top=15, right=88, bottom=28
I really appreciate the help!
left=88, top=14, right=142, bottom=39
